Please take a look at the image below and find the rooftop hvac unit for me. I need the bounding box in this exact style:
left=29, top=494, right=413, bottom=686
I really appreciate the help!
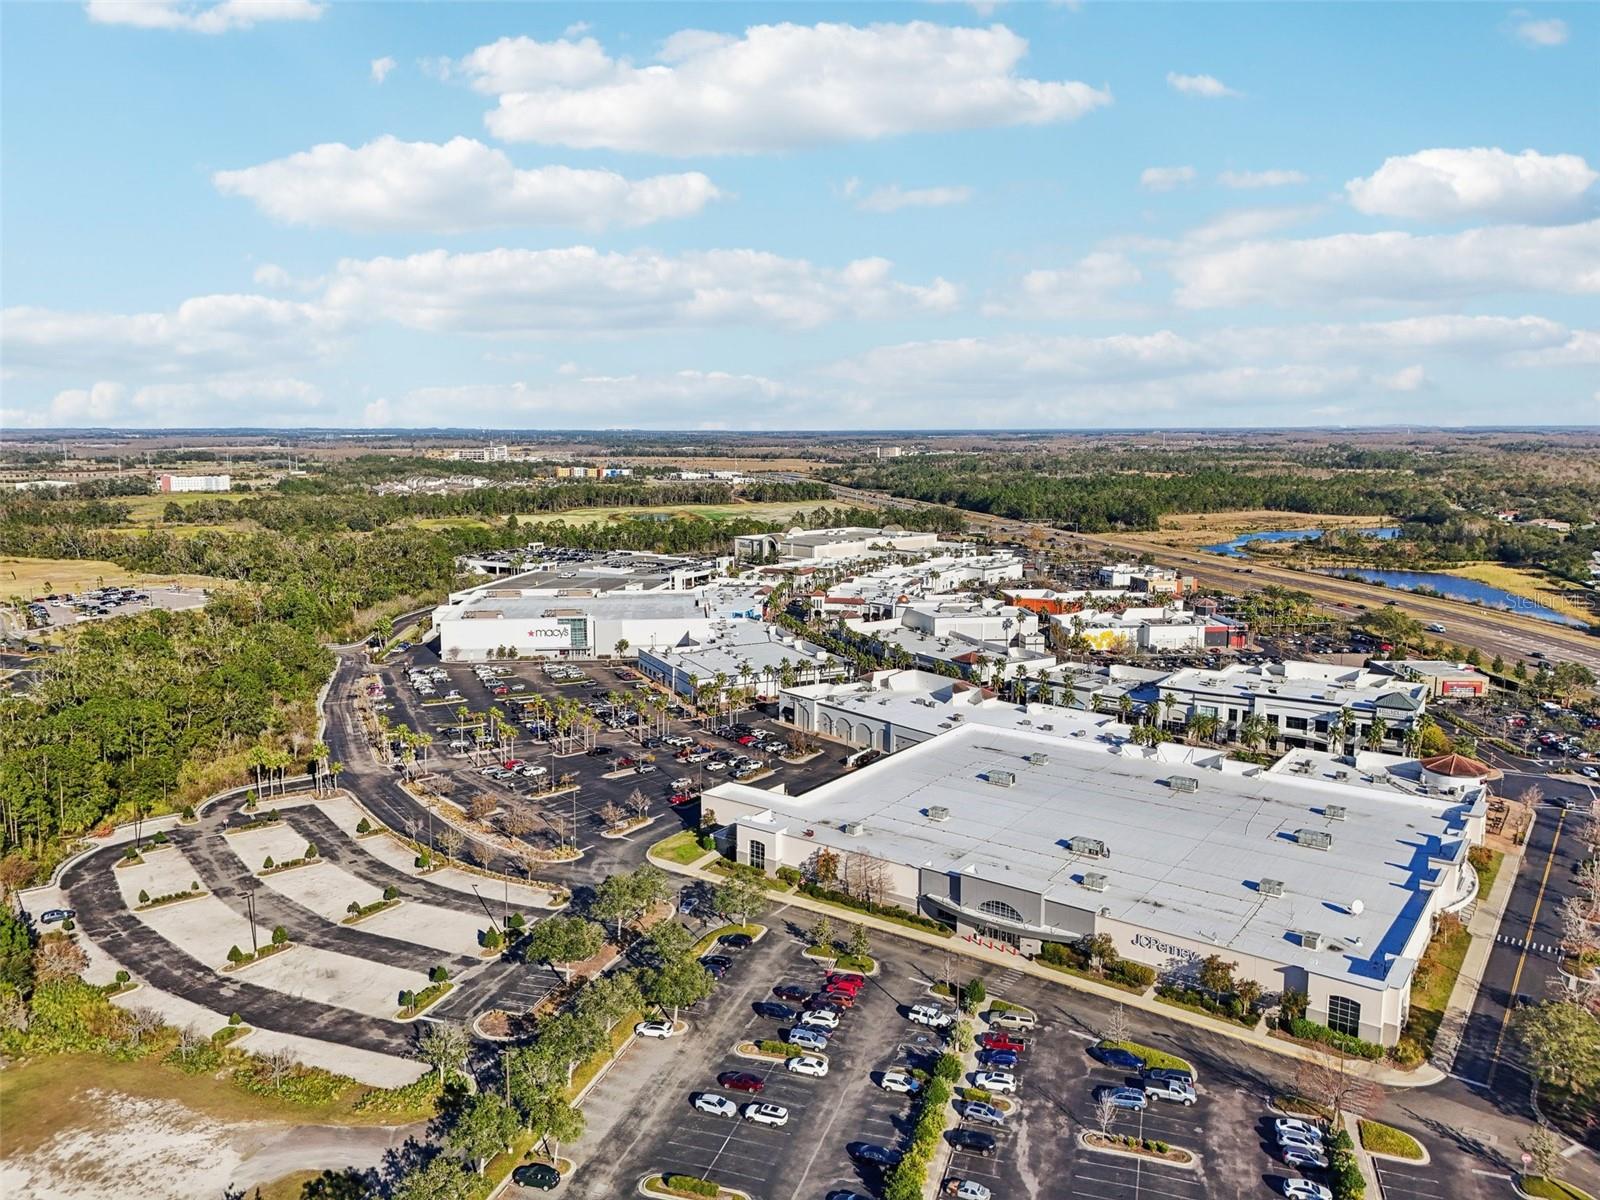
left=927, top=806, right=951, bottom=823
left=1259, top=878, right=1285, bottom=899
left=987, top=770, right=1016, bottom=788
left=1295, top=828, right=1334, bottom=851
left=842, top=821, right=866, bottom=836
left=1300, top=930, right=1323, bottom=951
left=1069, top=836, right=1109, bottom=858
left=1030, top=752, right=1049, bottom=765
left=1082, top=872, right=1108, bottom=893
left=1170, top=775, right=1199, bottom=794
left=1325, top=804, right=1347, bottom=822
left=1333, top=769, right=1350, bottom=781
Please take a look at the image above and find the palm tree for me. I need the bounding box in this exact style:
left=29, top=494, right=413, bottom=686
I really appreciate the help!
left=310, top=741, right=330, bottom=793
left=1187, top=712, right=1220, bottom=746
left=1116, top=694, right=1135, bottom=725
left=1364, top=715, right=1388, bottom=752
left=1160, top=693, right=1180, bottom=730
left=1238, top=714, right=1269, bottom=752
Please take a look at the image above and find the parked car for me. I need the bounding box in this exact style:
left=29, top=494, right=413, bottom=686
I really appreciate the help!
left=1143, top=1066, right=1194, bottom=1086
left=978, top=1032, right=1025, bottom=1053
left=946, top=1130, right=997, bottom=1156
left=990, top=1010, right=1036, bottom=1031
left=981, top=1049, right=1019, bottom=1069
left=634, top=1019, right=676, bottom=1039
left=755, top=1002, right=798, bottom=1021
left=963, top=1101, right=1006, bottom=1127
left=909, top=1003, right=953, bottom=1028
left=789, top=1027, right=831, bottom=1052
left=1281, top=1145, right=1330, bottom=1171
left=973, top=1071, right=1016, bottom=1094
left=812, top=990, right=854, bottom=1010
left=718, top=1072, right=764, bottom=1094
left=1098, top=1086, right=1148, bottom=1111
left=943, top=1182, right=991, bottom=1200
left=511, top=1163, right=562, bottom=1190
left=826, top=972, right=866, bottom=992
left=720, top=933, right=754, bottom=950
left=1090, top=1045, right=1145, bottom=1071
left=787, top=1054, right=829, bottom=1077
left=1274, top=1118, right=1324, bottom=1144
left=742, top=1102, right=790, bottom=1127
left=799, top=1009, right=840, bottom=1030
left=1144, top=1077, right=1197, bottom=1105
left=846, top=1143, right=903, bottom=1167
left=773, top=984, right=810, bottom=1003
left=38, top=908, right=75, bottom=925
left=1281, top=1181, right=1333, bottom=1200
left=880, top=1070, right=921, bottom=1094
left=693, top=1093, right=738, bottom=1118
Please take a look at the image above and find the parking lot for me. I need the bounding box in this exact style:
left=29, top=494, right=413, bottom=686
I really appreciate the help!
left=22, top=582, right=209, bottom=630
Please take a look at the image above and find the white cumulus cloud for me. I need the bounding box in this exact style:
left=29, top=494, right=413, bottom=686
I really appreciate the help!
left=213, top=136, right=723, bottom=233
left=1219, top=169, right=1308, bottom=189
left=457, top=22, right=1111, bottom=154
left=855, top=184, right=974, bottom=213
left=1140, top=165, right=1196, bottom=192
left=1172, top=219, right=1600, bottom=308
left=1166, top=71, right=1239, bottom=98
left=319, top=246, right=960, bottom=334
left=1345, top=147, right=1596, bottom=222
left=370, top=55, right=396, bottom=83
left=983, top=252, right=1143, bottom=318
left=1510, top=13, right=1568, bottom=46
left=84, top=0, right=324, bottom=33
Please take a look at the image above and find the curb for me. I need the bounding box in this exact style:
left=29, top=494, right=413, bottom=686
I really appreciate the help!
left=637, top=1174, right=752, bottom=1200
left=1077, top=1132, right=1201, bottom=1171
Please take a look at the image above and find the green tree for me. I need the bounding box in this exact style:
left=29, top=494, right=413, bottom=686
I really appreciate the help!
left=0, top=909, right=37, bottom=994
left=524, top=917, right=605, bottom=971
left=847, top=923, right=871, bottom=961
left=643, top=955, right=713, bottom=1021
left=392, top=1154, right=476, bottom=1200
left=448, top=1092, right=519, bottom=1173
left=712, top=876, right=766, bottom=929
left=807, top=915, right=834, bottom=953
left=271, top=925, right=288, bottom=946
left=961, top=977, right=987, bottom=1013
left=1515, top=1000, right=1600, bottom=1093
left=414, top=1021, right=470, bottom=1081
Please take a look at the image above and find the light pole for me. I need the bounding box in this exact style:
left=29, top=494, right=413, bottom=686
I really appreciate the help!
left=244, top=885, right=259, bottom=956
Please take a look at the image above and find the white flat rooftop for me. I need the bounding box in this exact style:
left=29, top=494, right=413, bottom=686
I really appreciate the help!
left=707, top=723, right=1482, bottom=988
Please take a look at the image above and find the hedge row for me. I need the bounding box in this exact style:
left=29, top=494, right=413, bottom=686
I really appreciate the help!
left=795, top=883, right=953, bottom=935
left=1286, top=1017, right=1384, bottom=1060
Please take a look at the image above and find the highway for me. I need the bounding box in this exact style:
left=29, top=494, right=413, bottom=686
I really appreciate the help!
left=810, top=477, right=1600, bottom=672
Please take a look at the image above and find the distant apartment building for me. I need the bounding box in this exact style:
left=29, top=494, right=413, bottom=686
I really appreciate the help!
left=1054, top=603, right=1244, bottom=652
left=159, top=473, right=231, bottom=493
left=554, top=465, right=633, bottom=478
left=1096, top=562, right=1193, bottom=595
left=734, top=526, right=941, bottom=562
left=452, top=444, right=509, bottom=463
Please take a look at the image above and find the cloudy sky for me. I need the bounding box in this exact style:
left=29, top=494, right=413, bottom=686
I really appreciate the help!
left=2, top=1, right=1596, bottom=430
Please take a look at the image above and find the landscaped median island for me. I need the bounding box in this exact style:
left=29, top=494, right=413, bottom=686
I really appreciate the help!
left=1081, top=1131, right=1196, bottom=1165
left=222, top=928, right=293, bottom=972
left=692, top=922, right=766, bottom=956
left=641, top=1172, right=752, bottom=1200
left=397, top=968, right=454, bottom=1019
left=341, top=889, right=400, bottom=925
left=1519, top=1178, right=1598, bottom=1200
left=134, top=883, right=206, bottom=910
left=875, top=1050, right=961, bottom=1199
left=1097, top=1039, right=1195, bottom=1076
left=1358, top=1119, right=1426, bottom=1161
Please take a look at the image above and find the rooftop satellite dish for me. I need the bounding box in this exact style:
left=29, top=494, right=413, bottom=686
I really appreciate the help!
left=1348, top=898, right=1365, bottom=916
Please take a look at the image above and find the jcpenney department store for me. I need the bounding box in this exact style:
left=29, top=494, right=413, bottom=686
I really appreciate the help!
left=702, top=722, right=1489, bottom=1047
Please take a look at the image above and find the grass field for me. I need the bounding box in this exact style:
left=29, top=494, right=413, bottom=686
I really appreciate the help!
left=0, top=555, right=220, bottom=598
left=1129, top=511, right=1396, bottom=547
left=1443, top=563, right=1595, bottom=623
left=116, top=493, right=247, bottom=527
left=414, top=499, right=822, bottom=531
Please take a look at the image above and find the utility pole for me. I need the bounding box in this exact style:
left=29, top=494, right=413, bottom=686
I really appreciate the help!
left=245, top=886, right=259, bottom=955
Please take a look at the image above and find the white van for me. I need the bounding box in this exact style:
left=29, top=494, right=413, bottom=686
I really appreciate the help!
left=908, top=1004, right=953, bottom=1029
left=991, top=1010, right=1037, bottom=1031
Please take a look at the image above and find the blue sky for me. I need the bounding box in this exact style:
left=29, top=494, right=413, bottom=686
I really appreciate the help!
left=2, top=0, right=1596, bottom=429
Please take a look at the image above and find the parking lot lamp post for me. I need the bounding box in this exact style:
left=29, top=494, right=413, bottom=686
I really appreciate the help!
left=245, top=886, right=259, bottom=956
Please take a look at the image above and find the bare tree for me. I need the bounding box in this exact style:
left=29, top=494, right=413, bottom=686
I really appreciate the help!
left=468, top=793, right=498, bottom=823
left=1093, top=1090, right=1120, bottom=1136
left=263, top=1047, right=298, bottom=1092
left=599, top=800, right=625, bottom=830
left=123, top=1005, right=165, bottom=1049
left=1105, top=1003, right=1130, bottom=1045
left=1295, top=1047, right=1383, bottom=1126
left=439, top=828, right=465, bottom=866
left=502, top=806, right=539, bottom=839
left=173, top=1023, right=207, bottom=1064
left=627, top=788, right=651, bottom=820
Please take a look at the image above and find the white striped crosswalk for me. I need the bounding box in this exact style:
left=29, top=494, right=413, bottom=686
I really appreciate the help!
left=1495, top=933, right=1561, bottom=956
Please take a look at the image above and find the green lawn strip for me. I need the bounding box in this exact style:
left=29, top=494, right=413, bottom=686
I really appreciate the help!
left=1039, top=958, right=1147, bottom=994
left=704, top=859, right=792, bottom=891
left=792, top=883, right=952, bottom=935
left=1471, top=848, right=1504, bottom=899
left=692, top=923, right=764, bottom=956
left=1273, top=1094, right=1332, bottom=1121
left=833, top=954, right=875, bottom=974
left=1099, top=1039, right=1194, bottom=1075
left=1402, top=918, right=1473, bottom=1054
left=1520, top=1179, right=1597, bottom=1200
left=397, top=981, right=453, bottom=1019
left=1357, top=1119, right=1425, bottom=1160
left=650, top=830, right=713, bottom=866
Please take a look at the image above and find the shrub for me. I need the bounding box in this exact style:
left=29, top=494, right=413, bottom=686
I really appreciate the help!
left=181, top=805, right=195, bottom=821
left=795, top=882, right=952, bottom=934
left=429, top=965, right=449, bottom=984
left=138, top=889, right=150, bottom=905
left=304, top=843, right=318, bottom=859
left=229, top=1012, right=242, bottom=1026
left=190, top=880, right=199, bottom=891
left=262, top=856, right=275, bottom=871
left=270, top=925, right=289, bottom=946
left=1389, top=1037, right=1425, bottom=1067
left=227, top=945, right=244, bottom=964
left=383, top=885, right=399, bottom=901
left=1286, top=1017, right=1384, bottom=1060
left=776, top=865, right=802, bottom=886
left=661, top=1175, right=719, bottom=1198
left=356, top=817, right=372, bottom=834
left=114, top=969, right=130, bottom=985
left=506, top=912, right=525, bottom=930
left=1106, top=959, right=1156, bottom=988
left=757, top=1039, right=806, bottom=1057
left=933, top=1052, right=962, bottom=1083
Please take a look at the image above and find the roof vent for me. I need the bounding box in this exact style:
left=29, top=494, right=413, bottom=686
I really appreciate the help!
left=1082, top=872, right=1108, bottom=893
left=1069, top=836, right=1109, bottom=859
left=1259, top=878, right=1285, bottom=899
left=1295, top=828, right=1334, bottom=851
left=927, top=806, right=950, bottom=823
left=1029, top=752, right=1049, bottom=766
left=987, top=769, right=1016, bottom=788
left=841, top=821, right=866, bottom=836
left=1300, top=930, right=1323, bottom=951
left=1170, top=775, right=1199, bottom=794
left=1325, top=804, right=1347, bottom=822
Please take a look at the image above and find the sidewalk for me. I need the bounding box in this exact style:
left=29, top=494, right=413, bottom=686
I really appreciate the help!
left=1431, top=839, right=1524, bottom=1073
left=649, top=843, right=1444, bottom=1088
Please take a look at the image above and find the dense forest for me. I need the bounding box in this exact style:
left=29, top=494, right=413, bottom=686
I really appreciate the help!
left=0, top=591, right=332, bottom=880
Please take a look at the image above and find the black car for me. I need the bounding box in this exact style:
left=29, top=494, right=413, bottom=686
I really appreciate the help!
left=846, top=1142, right=904, bottom=1167
left=773, top=984, right=810, bottom=1003
left=700, top=954, right=734, bottom=978
left=585, top=746, right=612, bottom=757
left=1142, top=1066, right=1194, bottom=1086
left=1090, top=1045, right=1145, bottom=1071
left=948, top=1129, right=997, bottom=1155
left=511, top=1162, right=562, bottom=1190
left=755, top=1001, right=799, bottom=1021
left=720, top=933, right=754, bottom=950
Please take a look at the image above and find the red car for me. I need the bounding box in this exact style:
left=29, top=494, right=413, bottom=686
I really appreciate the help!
left=826, top=973, right=865, bottom=993
left=493, top=685, right=509, bottom=695
left=719, top=1071, right=764, bottom=1093
left=737, top=734, right=759, bottom=746
left=979, top=1032, right=1026, bottom=1053
left=810, top=991, right=854, bottom=1010
left=669, top=793, right=695, bottom=807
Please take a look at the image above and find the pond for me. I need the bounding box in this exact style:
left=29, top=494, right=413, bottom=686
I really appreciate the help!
left=1317, top=567, right=1591, bottom=629
left=1202, top=527, right=1401, bottom=558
